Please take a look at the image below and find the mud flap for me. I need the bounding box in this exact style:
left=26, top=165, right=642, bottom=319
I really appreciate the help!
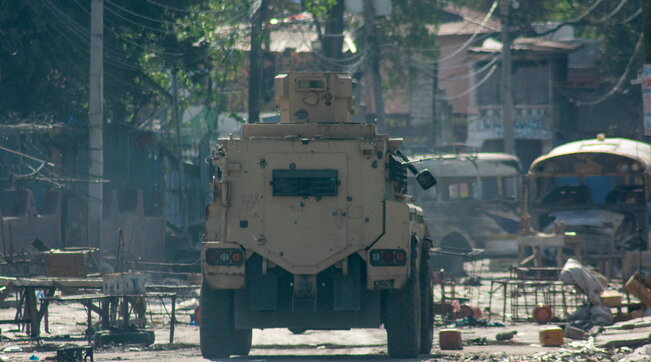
left=247, top=272, right=278, bottom=311
left=333, top=256, right=361, bottom=311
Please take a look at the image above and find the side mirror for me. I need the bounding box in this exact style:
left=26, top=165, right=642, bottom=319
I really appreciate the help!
left=416, top=169, right=437, bottom=190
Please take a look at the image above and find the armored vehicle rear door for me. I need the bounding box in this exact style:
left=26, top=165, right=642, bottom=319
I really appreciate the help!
left=264, top=152, right=348, bottom=268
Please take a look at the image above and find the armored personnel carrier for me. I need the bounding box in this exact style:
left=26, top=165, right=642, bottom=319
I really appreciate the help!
left=201, top=72, right=436, bottom=358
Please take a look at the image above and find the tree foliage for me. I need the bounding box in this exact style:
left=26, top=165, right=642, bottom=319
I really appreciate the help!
left=380, top=0, right=441, bottom=87
left=0, top=0, right=249, bottom=126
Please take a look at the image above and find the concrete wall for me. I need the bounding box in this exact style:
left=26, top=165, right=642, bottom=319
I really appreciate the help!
left=410, top=75, right=434, bottom=126
left=101, top=189, right=166, bottom=262
left=0, top=189, right=61, bottom=254
left=437, top=36, right=475, bottom=115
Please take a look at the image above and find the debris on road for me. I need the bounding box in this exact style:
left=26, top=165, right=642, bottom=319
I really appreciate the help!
left=495, top=330, right=517, bottom=341
left=439, top=328, right=463, bottom=350
left=539, top=326, right=564, bottom=346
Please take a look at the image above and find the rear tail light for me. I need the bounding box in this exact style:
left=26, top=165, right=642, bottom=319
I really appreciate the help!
left=370, top=249, right=407, bottom=266
left=205, top=248, right=244, bottom=266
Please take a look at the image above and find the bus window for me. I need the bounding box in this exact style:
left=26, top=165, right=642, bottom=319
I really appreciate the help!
left=502, top=177, right=518, bottom=200
left=481, top=178, right=499, bottom=200
left=447, top=182, right=475, bottom=199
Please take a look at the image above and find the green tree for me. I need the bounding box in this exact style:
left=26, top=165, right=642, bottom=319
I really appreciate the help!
left=0, top=0, right=249, bottom=127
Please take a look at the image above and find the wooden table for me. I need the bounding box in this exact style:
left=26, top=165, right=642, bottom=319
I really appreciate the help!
left=47, top=292, right=178, bottom=344
left=518, top=233, right=584, bottom=267
left=0, top=276, right=103, bottom=337
left=0, top=277, right=178, bottom=342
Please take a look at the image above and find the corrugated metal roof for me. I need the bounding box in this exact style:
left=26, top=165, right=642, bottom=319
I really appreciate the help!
left=436, top=4, right=501, bottom=36
left=470, top=37, right=580, bottom=54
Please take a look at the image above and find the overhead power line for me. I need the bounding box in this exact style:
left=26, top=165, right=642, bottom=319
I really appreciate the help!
left=103, top=1, right=173, bottom=34
left=105, top=0, right=177, bottom=26
left=145, top=0, right=227, bottom=14
left=416, top=0, right=498, bottom=65
left=439, top=55, right=500, bottom=82
left=557, top=34, right=643, bottom=106
left=435, top=61, right=499, bottom=101
left=532, top=0, right=606, bottom=37
left=593, top=0, right=630, bottom=23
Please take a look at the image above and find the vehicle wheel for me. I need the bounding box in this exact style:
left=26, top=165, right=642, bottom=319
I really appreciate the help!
left=200, top=281, right=252, bottom=358
left=233, top=328, right=252, bottom=356
left=419, top=243, right=434, bottom=354
left=385, top=245, right=421, bottom=358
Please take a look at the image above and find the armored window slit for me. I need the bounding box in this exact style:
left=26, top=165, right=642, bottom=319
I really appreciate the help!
left=271, top=169, right=339, bottom=197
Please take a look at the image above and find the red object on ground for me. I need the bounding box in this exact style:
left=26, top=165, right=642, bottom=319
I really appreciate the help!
left=439, top=329, right=463, bottom=350
left=532, top=305, right=553, bottom=324
left=194, top=306, right=201, bottom=326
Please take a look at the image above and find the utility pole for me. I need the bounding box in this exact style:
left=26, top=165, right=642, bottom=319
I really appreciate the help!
left=321, top=0, right=345, bottom=71
left=431, top=62, right=439, bottom=146
left=171, top=69, right=186, bottom=235
left=644, top=0, right=651, bottom=136
left=88, top=0, right=103, bottom=248
left=363, top=0, right=386, bottom=129
left=248, top=0, right=269, bottom=124
left=645, top=0, right=651, bottom=64
left=500, top=0, right=515, bottom=154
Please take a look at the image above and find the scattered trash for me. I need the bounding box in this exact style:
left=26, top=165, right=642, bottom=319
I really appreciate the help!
left=560, top=258, right=614, bottom=326
left=625, top=273, right=651, bottom=308
left=452, top=317, right=504, bottom=327
left=465, top=337, right=488, bottom=346
left=2, top=345, right=22, bottom=352
left=463, top=276, right=482, bottom=286
left=439, top=328, right=463, bottom=350
left=56, top=345, right=94, bottom=362
left=495, top=331, right=518, bottom=341
left=28, top=355, right=39, bottom=361
left=539, top=327, right=564, bottom=346
left=600, top=290, right=623, bottom=307
left=532, top=305, right=553, bottom=324
left=564, top=325, right=587, bottom=340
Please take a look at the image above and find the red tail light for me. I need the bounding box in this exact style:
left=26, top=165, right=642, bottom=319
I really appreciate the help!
left=205, top=249, right=219, bottom=264
left=370, top=249, right=407, bottom=266
left=205, top=248, right=244, bottom=266
left=231, top=251, right=242, bottom=262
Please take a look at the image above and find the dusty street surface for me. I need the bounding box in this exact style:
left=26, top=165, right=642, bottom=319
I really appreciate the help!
left=0, top=261, right=638, bottom=361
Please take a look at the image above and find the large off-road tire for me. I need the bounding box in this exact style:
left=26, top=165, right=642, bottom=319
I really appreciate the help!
left=200, top=282, right=252, bottom=359
left=419, top=244, right=434, bottom=354
left=385, top=246, right=421, bottom=358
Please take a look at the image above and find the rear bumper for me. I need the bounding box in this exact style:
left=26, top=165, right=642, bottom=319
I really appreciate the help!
left=233, top=254, right=382, bottom=329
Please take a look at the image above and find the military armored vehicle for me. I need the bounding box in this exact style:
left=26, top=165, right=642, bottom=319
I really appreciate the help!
left=201, top=72, right=436, bottom=358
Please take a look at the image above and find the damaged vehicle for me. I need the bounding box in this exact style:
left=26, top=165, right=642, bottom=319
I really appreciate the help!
left=409, top=146, right=521, bottom=274
left=527, top=135, right=650, bottom=276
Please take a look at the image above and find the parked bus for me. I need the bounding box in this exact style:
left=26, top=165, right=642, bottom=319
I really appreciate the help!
left=409, top=146, right=522, bottom=274
left=527, top=135, right=650, bottom=275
